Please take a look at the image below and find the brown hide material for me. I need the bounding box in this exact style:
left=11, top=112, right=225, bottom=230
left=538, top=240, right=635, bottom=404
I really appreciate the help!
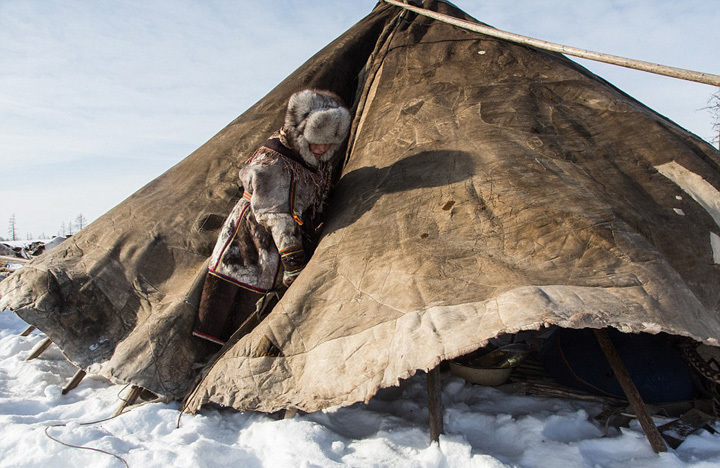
left=0, top=2, right=393, bottom=398
left=4, top=1, right=720, bottom=412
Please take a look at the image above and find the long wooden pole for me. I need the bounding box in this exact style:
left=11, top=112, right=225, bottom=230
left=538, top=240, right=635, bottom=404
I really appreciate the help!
left=593, top=329, right=667, bottom=453
left=0, top=255, right=29, bottom=264
left=427, top=366, right=444, bottom=443
left=384, top=0, right=720, bottom=87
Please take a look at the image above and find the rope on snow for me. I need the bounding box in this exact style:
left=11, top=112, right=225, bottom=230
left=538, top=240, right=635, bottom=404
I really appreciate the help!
left=42, top=384, right=162, bottom=467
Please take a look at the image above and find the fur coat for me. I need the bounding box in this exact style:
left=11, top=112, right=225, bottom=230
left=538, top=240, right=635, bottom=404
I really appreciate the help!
left=207, top=133, right=333, bottom=292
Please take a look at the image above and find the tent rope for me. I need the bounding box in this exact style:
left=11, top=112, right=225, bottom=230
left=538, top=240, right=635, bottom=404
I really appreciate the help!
left=44, top=425, right=130, bottom=468
left=384, top=0, right=720, bottom=87
left=42, top=386, right=141, bottom=468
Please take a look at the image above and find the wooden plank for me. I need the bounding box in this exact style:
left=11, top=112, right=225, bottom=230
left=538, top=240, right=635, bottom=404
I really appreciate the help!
left=113, top=385, right=143, bottom=417
left=62, top=369, right=87, bottom=395
left=0, top=255, right=29, bottom=264
left=658, top=409, right=715, bottom=449
left=427, top=366, right=444, bottom=443
left=25, top=337, right=52, bottom=361
left=593, top=328, right=667, bottom=453
left=20, top=325, right=36, bottom=337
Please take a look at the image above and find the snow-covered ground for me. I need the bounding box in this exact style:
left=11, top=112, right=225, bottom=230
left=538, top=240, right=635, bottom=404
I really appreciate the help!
left=1, top=239, right=51, bottom=248
left=2, top=311, right=720, bottom=467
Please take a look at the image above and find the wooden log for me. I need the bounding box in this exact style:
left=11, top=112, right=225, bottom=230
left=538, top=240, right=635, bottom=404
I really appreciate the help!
left=20, top=325, right=36, bottom=337
left=113, top=385, right=143, bottom=418
left=427, top=365, right=444, bottom=443
left=25, top=337, right=52, bottom=361
left=0, top=255, right=29, bottom=264
left=62, top=369, right=87, bottom=395
left=593, top=328, right=667, bottom=453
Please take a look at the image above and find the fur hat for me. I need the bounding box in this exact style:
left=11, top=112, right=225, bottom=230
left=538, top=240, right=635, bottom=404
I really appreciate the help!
left=283, top=89, right=351, bottom=166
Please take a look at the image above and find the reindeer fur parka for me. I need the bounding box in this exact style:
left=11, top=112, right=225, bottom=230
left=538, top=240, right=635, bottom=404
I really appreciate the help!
left=207, top=90, right=351, bottom=292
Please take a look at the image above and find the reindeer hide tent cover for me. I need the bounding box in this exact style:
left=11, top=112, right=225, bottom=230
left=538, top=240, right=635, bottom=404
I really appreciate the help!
left=2, top=0, right=720, bottom=413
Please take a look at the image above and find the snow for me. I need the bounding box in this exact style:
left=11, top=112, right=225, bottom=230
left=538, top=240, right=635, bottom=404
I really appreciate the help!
left=2, top=313, right=720, bottom=466
left=1, top=240, right=48, bottom=248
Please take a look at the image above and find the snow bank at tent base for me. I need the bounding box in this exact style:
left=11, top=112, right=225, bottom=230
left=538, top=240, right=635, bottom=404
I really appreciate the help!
left=2, top=311, right=720, bottom=467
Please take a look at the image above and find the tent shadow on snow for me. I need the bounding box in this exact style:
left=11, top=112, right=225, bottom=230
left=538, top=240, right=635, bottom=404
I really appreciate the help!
left=2, top=0, right=720, bottom=418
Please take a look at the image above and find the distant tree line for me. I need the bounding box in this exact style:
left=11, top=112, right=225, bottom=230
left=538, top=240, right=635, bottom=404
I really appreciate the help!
left=1, top=213, right=88, bottom=242
left=58, top=213, right=87, bottom=237
left=710, top=88, right=720, bottom=148
left=6, top=213, right=17, bottom=241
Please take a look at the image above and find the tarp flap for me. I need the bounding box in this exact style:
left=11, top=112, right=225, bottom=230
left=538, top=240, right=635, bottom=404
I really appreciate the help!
left=0, top=2, right=395, bottom=398
left=185, top=1, right=720, bottom=413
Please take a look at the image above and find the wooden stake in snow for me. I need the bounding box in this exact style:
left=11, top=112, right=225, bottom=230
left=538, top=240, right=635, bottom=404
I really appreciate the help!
left=384, top=0, right=720, bottom=87
left=25, top=337, right=53, bottom=361
left=113, top=386, right=144, bottom=418
left=62, top=369, right=87, bottom=395
left=593, top=329, right=668, bottom=453
left=427, top=366, right=444, bottom=443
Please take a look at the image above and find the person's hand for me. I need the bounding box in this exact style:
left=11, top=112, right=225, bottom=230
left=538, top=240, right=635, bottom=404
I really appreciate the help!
left=280, top=246, right=305, bottom=288
left=283, top=269, right=302, bottom=287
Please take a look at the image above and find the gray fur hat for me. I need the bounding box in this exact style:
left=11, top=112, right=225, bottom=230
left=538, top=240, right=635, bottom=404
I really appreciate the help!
left=283, top=89, right=351, bottom=165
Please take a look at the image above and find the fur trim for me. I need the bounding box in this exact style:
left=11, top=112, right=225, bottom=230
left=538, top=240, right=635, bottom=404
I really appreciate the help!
left=283, top=89, right=351, bottom=166
left=304, top=107, right=351, bottom=145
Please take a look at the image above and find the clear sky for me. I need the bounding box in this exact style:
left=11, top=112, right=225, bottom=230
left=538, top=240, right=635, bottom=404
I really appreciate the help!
left=1, top=0, right=718, bottom=238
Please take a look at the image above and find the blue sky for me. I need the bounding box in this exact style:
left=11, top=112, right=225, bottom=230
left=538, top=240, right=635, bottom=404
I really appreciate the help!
left=1, top=0, right=718, bottom=238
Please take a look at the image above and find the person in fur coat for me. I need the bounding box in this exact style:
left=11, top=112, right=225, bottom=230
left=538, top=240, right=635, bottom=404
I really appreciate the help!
left=193, top=89, right=351, bottom=346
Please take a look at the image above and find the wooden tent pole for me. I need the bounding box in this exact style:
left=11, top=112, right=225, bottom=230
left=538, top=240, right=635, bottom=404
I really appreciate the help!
left=25, top=337, right=52, bottom=361
left=384, top=0, right=720, bottom=87
left=62, top=369, right=87, bottom=395
left=593, top=329, right=667, bottom=453
left=113, top=385, right=143, bottom=417
left=20, top=325, right=36, bottom=337
left=427, top=365, right=444, bottom=443
left=0, top=255, right=29, bottom=264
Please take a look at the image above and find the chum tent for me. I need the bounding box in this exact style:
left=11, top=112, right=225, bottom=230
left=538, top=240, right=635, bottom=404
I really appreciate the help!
left=2, top=0, right=720, bottom=422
